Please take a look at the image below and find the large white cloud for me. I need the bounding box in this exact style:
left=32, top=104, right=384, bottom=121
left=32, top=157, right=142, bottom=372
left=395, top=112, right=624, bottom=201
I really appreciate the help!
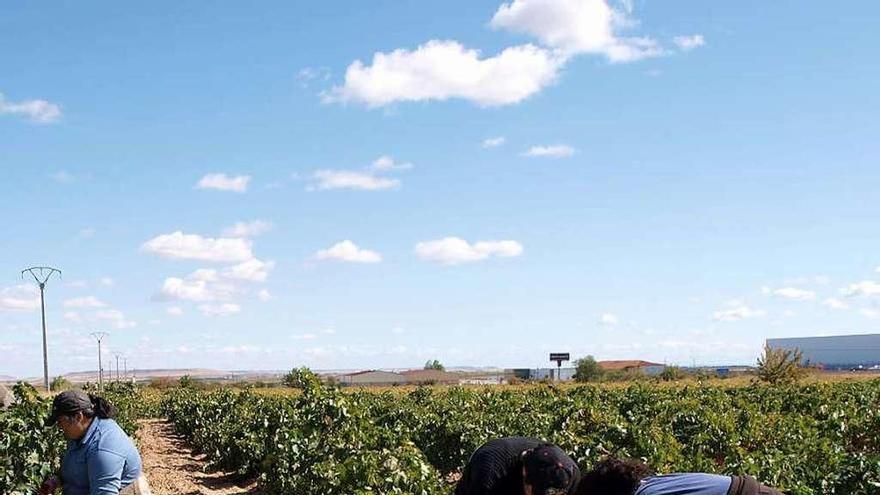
left=0, top=92, right=62, bottom=123
left=314, top=240, right=382, bottom=263
left=711, top=305, right=766, bottom=322
left=0, top=285, right=39, bottom=311
left=325, top=40, right=563, bottom=107
left=142, top=231, right=254, bottom=263
left=415, top=237, right=524, bottom=265
left=196, top=173, right=251, bottom=193
left=489, top=0, right=665, bottom=62
left=312, top=170, right=401, bottom=191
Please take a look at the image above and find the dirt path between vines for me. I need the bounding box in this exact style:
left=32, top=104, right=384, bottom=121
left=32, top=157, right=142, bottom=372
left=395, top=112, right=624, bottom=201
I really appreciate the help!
left=136, top=419, right=262, bottom=495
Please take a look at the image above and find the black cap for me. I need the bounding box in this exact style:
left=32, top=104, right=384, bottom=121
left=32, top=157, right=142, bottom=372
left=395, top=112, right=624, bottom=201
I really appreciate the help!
left=522, top=443, right=580, bottom=495
left=44, top=390, right=92, bottom=426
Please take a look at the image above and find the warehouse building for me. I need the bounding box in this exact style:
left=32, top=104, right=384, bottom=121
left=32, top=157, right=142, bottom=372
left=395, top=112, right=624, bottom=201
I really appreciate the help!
left=338, top=370, right=408, bottom=387
left=599, top=360, right=666, bottom=376
left=766, top=333, right=880, bottom=369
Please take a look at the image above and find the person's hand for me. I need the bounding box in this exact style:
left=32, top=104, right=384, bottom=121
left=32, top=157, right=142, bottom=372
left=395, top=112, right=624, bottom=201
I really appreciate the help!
left=37, top=475, right=59, bottom=495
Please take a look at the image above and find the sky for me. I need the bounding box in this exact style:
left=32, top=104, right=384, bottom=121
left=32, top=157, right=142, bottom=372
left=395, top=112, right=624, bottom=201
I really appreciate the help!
left=2, top=1, right=880, bottom=378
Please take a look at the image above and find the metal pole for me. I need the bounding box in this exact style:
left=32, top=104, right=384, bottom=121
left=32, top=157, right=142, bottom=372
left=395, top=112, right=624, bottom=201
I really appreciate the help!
left=90, top=332, right=108, bottom=391
left=123, top=358, right=127, bottom=379
left=39, top=284, right=49, bottom=391
left=22, top=267, right=61, bottom=392
left=115, top=355, right=120, bottom=382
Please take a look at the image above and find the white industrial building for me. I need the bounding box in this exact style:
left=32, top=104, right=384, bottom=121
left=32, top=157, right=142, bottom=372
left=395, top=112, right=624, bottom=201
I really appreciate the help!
left=766, top=333, right=880, bottom=369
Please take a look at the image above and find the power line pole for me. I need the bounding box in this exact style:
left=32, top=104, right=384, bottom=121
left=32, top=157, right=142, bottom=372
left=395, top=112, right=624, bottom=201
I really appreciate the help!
left=22, top=266, right=61, bottom=392
left=90, top=332, right=108, bottom=391
left=114, top=354, right=121, bottom=382
left=123, top=357, right=128, bottom=380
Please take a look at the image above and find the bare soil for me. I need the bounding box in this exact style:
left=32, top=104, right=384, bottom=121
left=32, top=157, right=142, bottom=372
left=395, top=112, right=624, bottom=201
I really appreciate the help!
left=136, top=419, right=261, bottom=495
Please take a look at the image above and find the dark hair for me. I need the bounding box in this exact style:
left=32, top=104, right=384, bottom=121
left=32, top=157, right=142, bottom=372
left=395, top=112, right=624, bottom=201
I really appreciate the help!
left=523, top=443, right=577, bottom=493
left=84, top=394, right=117, bottom=420
left=575, top=458, right=654, bottom=495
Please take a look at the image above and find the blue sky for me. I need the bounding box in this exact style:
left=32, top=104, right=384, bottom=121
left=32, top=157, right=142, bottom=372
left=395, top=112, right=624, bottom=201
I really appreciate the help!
left=2, top=1, right=879, bottom=378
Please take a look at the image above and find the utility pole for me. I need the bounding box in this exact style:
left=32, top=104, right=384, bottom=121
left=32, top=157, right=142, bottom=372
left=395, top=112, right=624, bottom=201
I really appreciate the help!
left=123, top=357, right=128, bottom=380
left=22, top=266, right=62, bottom=392
left=114, top=354, right=121, bottom=382
left=90, top=332, right=108, bottom=390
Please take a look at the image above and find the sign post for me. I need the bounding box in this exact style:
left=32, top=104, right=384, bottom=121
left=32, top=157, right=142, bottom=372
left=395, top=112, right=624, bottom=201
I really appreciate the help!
left=549, top=353, right=570, bottom=381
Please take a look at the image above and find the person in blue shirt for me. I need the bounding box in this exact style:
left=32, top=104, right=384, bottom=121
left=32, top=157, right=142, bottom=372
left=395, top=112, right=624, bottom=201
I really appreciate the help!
left=575, top=457, right=785, bottom=495
left=39, top=390, right=143, bottom=495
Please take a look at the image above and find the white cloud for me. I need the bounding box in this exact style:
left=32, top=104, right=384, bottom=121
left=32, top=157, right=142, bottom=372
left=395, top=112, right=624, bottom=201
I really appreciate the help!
left=860, top=308, right=880, bottom=319
left=772, top=287, right=816, bottom=301
left=370, top=155, right=414, bottom=171
left=222, top=220, right=273, bottom=238
left=312, top=170, right=401, bottom=191
left=154, top=276, right=235, bottom=303
left=482, top=136, right=506, bottom=148
left=522, top=144, right=575, bottom=158
left=314, top=240, right=382, bottom=263
left=291, top=333, right=318, bottom=341
left=166, top=306, right=184, bottom=316
left=223, top=258, right=275, bottom=282
left=841, top=280, right=880, bottom=297
left=0, top=285, right=39, bottom=311
left=823, top=298, right=850, bottom=310
left=196, top=173, right=251, bottom=193
left=198, top=303, right=242, bottom=317
left=64, top=311, right=83, bottom=324
left=63, top=296, right=107, bottom=309
left=50, top=171, right=75, bottom=183
left=142, top=231, right=254, bottom=263
left=673, top=35, right=705, bottom=51
left=99, top=277, right=115, bottom=287
left=325, top=40, right=563, bottom=107
left=297, top=66, right=331, bottom=87
left=489, top=0, right=664, bottom=62
left=0, top=92, right=62, bottom=123
left=96, top=309, right=137, bottom=329
left=415, top=237, right=524, bottom=265
left=599, top=313, right=619, bottom=326
left=257, top=289, right=272, bottom=302
left=711, top=305, right=766, bottom=322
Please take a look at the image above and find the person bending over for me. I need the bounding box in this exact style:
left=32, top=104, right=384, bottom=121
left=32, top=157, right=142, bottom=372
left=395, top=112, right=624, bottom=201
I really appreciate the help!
left=455, top=437, right=581, bottom=495
left=575, top=458, right=785, bottom=495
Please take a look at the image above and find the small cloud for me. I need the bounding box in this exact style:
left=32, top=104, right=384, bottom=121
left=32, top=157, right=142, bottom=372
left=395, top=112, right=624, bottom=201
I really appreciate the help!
left=222, top=220, right=273, bottom=238
left=257, top=289, right=272, bottom=302
left=482, top=137, right=506, bottom=148
left=772, top=287, right=816, bottom=301
left=95, top=309, right=137, bottom=329
left=64, top=311, right=83, bottom=324
left=99, top=277, right=115, bottom=287
left=297, top=66, right=331, bottom=87
left=314, top=240, right=382, bottom=263
left=311, top=170, right=400, bottom=191
left=673, top=35, right=705, bottom=51
left=711, top=305, right=766, bottom=322
left=291, top=333, right=318, bottom=341
left=599, top=313, right=619, bottom=326
left=392, top=327, right=406, bottom=335
left=63, top=296, right=107, bottom=309
left=198, top=303, right=242, bottom=317
left=521, top=144, right=575, bottom=158
left=841, top=280, right=880, bottom=297
left=415, top=237, right=523, bottom=265
left=321, top=328, right=335, bottom=335
left=166, top=306, right=184, bottom=316
left=196, top=173, right=251, bottom=193
left=50, top=171, right=75, bottom=183
left=822, top=298, right=849, bottom=310
left=860, top=308, right=880, bottom=319
left=78, top=228, right=96, bottom=239
left=0, top=92, right=62, bottom=123
left=369, top=155, right=414, bottom=172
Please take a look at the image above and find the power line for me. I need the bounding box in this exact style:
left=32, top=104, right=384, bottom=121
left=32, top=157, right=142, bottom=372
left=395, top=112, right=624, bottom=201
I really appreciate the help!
left=21, top=266, right=61, bottom=392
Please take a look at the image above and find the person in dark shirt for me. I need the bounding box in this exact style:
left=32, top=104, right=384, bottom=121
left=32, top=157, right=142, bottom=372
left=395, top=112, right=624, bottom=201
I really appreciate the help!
left=454, top=437, right=581, bottom=495
left=575, top=457, right=785, bottom=495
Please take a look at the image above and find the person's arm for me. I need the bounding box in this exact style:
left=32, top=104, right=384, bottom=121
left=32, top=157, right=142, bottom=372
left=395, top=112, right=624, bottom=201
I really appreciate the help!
left=87, top=448, right=126, bottom=495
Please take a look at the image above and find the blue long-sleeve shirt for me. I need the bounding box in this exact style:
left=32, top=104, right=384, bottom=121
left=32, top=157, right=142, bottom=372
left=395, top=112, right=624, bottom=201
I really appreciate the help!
left=61, top=418, right=142, bottom=495
left=636, top=473, right=733, bottom=495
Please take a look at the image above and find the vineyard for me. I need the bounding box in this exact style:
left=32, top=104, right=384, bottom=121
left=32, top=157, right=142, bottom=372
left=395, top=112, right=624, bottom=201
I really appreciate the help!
left=2, top=379, right=880, bottom=494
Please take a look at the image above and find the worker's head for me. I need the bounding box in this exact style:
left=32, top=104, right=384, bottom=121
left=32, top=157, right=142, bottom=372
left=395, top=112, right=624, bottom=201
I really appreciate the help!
left=574, top=457, right=654, bottom=495
left=45, top=390, right=117, bottom=440
left=521, top=443, right=579, bottom=495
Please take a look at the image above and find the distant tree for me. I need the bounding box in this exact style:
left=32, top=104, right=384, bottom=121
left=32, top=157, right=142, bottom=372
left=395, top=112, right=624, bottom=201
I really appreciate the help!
left=659, top=366, right=685, bottom=382
left=573, top=355, right=604, bottom=382
left=283, top=367, right=322, bottom=389
left=424, top=359, right=445, bottom=371
left=758, top=345, right=806, bottom=384
left=50, top=376, right=72, bottom=391
left=178, top=375, right=196, bottom=388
